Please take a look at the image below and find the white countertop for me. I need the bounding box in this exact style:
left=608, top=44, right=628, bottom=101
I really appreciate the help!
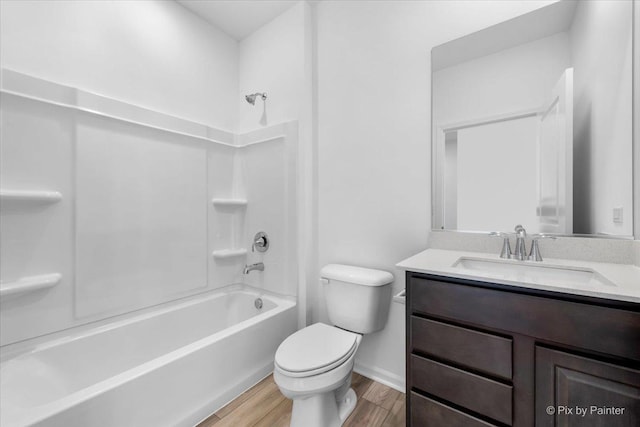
left=397, top=249, right=640, bottom=303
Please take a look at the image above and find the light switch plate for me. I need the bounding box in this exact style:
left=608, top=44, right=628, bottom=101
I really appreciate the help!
left=613, top=207, right=623, bottom=224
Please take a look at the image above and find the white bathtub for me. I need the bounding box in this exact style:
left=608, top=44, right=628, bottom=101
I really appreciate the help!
left=0, top=285, right=297, bottom=427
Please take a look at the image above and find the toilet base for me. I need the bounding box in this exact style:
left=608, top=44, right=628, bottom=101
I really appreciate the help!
left=290, top=387, right=357, bottom=427
left=338, top=388, right=357, bottom=422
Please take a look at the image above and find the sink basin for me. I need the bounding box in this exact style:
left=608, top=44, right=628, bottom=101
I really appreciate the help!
left=452, top=257, right=615, bottom=288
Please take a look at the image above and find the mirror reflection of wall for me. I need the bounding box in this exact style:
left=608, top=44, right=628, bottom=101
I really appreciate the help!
left=443, top=118, right=539, bottom=232
left=432, top=0, right=633, bottom=237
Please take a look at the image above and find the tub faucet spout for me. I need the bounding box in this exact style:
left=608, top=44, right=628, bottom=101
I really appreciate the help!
left=244, top=262, right=264, bottom=275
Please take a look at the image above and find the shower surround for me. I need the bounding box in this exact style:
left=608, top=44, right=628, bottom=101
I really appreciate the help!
left=0, top=69, right=299, bottom=426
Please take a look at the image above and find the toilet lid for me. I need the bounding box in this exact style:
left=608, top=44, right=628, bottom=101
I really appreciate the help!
left=275, top=323, right=358, bottom=375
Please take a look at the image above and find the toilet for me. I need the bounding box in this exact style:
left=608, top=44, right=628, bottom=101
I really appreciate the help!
left=274, top=264, right=394, bottom=427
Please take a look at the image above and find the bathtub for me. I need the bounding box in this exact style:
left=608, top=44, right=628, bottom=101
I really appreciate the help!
left=0, top=284, right=297, bottom=427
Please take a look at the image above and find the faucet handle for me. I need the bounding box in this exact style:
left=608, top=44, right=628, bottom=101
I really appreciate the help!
left=528, top=234, right=556, bottom=261
left=251, top=232, right=269, bottom=253
left=489, top=231, right=512, bottom=259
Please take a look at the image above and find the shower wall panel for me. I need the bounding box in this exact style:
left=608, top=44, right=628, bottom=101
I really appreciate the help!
left=240, top=123, right=298, bottom=297
left=0, top=94, right=75, bottom=346
left=0, top=71, right=298, bottom=346
left=0, top=72, right=236, bottom=345
left=75, top=115, right=208, bottom=318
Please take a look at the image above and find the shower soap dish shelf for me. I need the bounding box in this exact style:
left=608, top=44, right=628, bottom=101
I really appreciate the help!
left=0, top=190, right=62, bottom=205
left=212, top=198, right=248, bottom=208
left=0, top=273, right=62, bottom=297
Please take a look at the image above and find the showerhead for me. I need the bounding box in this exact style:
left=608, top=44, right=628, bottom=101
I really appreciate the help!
left=245, top=92, right=267, bottom=105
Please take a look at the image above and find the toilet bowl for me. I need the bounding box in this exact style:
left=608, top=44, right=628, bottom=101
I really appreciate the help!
left=274, top=323, right=362, bottom=427
left=273, top=264, right=394, bottom=427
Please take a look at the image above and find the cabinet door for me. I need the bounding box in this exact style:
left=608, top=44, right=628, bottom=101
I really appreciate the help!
left=536, top=347, right=640, bottom=427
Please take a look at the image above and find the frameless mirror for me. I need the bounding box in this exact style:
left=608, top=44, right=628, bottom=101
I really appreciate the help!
left=431, top=0, right=633, bottom=238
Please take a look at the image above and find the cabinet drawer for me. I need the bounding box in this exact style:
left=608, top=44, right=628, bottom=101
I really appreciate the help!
left=411, top=392, right=500, bottom=427
left=410, top=276, right=640, bottom=362
left=412, top=316, right=512, bottom=380
left=412, top=355, right=512, bottom=425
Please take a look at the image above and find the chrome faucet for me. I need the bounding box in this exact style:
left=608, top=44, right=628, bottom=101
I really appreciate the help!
left=491, top=225, right=556, bottom=262
left=243, top=262, right=264, bottom=275
left=513, top=224, right=527, bottom=261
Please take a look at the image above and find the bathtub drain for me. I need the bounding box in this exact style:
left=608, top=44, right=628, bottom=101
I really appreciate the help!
left=255, top=298, right=263, bottom=310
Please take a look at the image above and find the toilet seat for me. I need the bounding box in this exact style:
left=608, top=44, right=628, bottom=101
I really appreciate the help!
left=275, top=323, right=359, bottom=378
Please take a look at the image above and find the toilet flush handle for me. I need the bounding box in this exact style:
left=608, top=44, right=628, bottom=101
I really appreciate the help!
left=320, top=278, right=330, bottom=285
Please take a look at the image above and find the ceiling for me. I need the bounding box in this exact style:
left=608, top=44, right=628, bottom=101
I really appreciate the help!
left=178, top=0, right=298, bottom=40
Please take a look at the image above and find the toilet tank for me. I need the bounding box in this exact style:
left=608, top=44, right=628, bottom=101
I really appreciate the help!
left=320, top=264, right=394, bottom=334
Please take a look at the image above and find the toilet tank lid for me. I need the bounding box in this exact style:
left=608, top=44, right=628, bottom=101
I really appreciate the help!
left=321, top=264, right=394, bottom=286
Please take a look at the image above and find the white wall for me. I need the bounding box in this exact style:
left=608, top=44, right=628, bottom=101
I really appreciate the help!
left=315, top=0, right=556, bottom=390
left=237, top=2, right=308, bottom=132
left=571, top=0, right=633, bottom=236
left=0, top=0, right=238, bottom=130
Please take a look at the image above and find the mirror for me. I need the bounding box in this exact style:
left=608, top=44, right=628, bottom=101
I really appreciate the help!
left=431, top=0, right=633, bottom=238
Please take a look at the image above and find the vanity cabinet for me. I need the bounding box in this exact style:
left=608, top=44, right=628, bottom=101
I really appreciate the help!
left=406, top=272, right=640, bottom=427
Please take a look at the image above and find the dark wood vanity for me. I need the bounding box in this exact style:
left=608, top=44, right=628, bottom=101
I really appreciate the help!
left=406, top=272, right=640, bottom=427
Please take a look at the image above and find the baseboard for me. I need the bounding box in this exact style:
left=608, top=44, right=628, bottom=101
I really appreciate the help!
left=353, top=362, right=405, bottom=393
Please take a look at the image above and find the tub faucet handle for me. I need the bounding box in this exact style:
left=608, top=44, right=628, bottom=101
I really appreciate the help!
left=252, top=232, right=269, bottom=253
